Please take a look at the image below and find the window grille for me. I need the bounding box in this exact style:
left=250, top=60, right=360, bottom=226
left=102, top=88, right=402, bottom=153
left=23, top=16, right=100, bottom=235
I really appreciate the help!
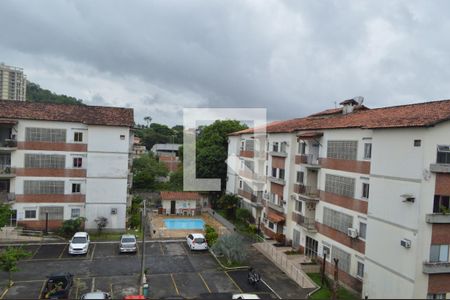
left=39, top=206, right=64, bottom=220
left=323, top=207, right=353, bottom=234
left=364, top=143, right=372, bottom=159
left=331, top=245, right=351, bottom=273
left=25, top=154, right=65, bottom=169
left=325, top=174, right=355, bottom=198
left=245, top=140, right=254, bottom=151
left=437, top=145, right=450, bottom=164
left=24, top=181, right=64, bottom=194
left=327, top=141, right=357, bottom=160
left=25, top=128, right=66, bottom=142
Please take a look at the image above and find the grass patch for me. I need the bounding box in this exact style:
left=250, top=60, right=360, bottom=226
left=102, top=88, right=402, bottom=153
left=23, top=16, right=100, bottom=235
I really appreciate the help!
left=216, top=255, right=247, bottom=268
left=307, top=273, right=358, bottom=300
left=89, top=229, right=142, bottom=241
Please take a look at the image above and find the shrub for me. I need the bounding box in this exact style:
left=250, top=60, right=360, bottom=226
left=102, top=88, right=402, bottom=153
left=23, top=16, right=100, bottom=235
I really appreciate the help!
left=211, top=233, right=247, bottom=265
left=236, top=208, right=251, bottom=223
left=94, top=217, right=108, bottom=234
left=205, top=225, right=218, bottom=246
left=57, top=217, right=85, bottom=238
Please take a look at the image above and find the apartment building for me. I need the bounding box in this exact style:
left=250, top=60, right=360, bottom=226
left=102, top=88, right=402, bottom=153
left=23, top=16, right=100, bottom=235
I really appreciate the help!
left=227, top=98, right=450, bottom=299
left=0, top=100, right=134, bottom=231
left=0, top=63, right=27, bottom=101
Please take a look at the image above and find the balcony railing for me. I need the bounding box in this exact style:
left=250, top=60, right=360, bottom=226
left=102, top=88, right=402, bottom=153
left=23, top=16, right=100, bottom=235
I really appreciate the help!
left=269, top=150, right=287, bottom=158
left=423, top=261, right=450, bottom=274
left=0, top=138, right=17, bottom=149
left=292, top=211, right=316, bottom=232
left=430, top=147, right=450, bottom=173
left=0, top=192, right=15, bottom=203
left=425, top=213, right=450, bottom=223
left=268, top=176, right=286, bottom=185
left=238, top=189, right=258, bottom=203
left=267, top=200, right=284, bottom=213
left=0, top=165, right=15, bottom=178
left=294, top=184, right=319, bottom=200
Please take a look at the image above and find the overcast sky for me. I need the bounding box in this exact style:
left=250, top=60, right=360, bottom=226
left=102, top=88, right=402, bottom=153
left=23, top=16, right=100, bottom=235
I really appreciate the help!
left=1, top=0, right=450, bottom=126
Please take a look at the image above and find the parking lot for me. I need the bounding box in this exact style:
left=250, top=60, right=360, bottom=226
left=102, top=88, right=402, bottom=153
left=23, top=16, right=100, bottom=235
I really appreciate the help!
left=0, top=241, right=281, bottom=299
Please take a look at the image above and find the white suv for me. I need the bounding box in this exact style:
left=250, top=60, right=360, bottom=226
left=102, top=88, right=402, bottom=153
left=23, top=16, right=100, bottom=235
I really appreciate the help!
left=186, top=233, right=208, bottom=251
left=119, top=234, right=137, bottom=253
left=68, top=232, right=90, bottom=255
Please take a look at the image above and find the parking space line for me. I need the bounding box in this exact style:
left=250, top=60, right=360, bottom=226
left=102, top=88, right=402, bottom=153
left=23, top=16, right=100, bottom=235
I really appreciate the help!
left=160, top=243, right=165, bottom=255
left=261, top=279, right=282, bottom=299
left=75, top=278, right=80, bottom=300
left=39, top=280, right=46, bottom=299
left=91, top=277, right=95, bottom=292
left=109, top=283, right=113, bottom=299
left=225, top=271, right=243, bottom=293
left=0, top=285, right=10, bottom=299
left=170, top=274, right=179, bottom=295
left=90, top=244, right=97, bottom=261
left=58, top=244, right=67, bottom=259
left=198, top=273, right=211, bottom=293
left=31, top=245, right=41, bottom=259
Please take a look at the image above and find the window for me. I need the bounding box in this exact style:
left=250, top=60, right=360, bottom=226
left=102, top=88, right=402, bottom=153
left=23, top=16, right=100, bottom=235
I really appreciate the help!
left=24, top=210, right=36, bottom=219
left=325, top=174, right=355, bottom=198
left=430, top=245, right=449, bottom=262
left=298, top=142, right=306, bottom=154
left=427, top=293, right=447, bottom=300
left=414, top=139, right=421, bottom=147
left=72, top=183, right=81, bottom=193
left=25, top=128, right=66, bottom=142
left=39, top=206, right=64, bottom=220
left=331, top=246, right=351, bottom=273
left=323, top=207, right=353, bottom=234
left=0, top=154, right=11, bottom=168
left=24, top=181, right=64, bottom=194
left=71, top=208, right=81, bottom=218
left=245, top=139, right=255, bottom=151
left=74, top=132, right=83, bottom=142
left=433, top=195, right=450, bottom=213
left=73, top=157, right=82, bottom=168
left=362, top=183, right=370, bottom=199
left=364, top=143, right=372, bottom=159
left=265, top=165, right=268, bottom=176
left=357, top=261, right=364, bottom=278
left=272, top=168, right=277, bottom=177
left=322, top=245, right=330, bottom=258
left=296, top=171, right=304, bottom=184
left=295, top=200, right=302, bottom=213
left=437, top=145, right=450, bottom=164
left=359, top=222, right=367, bottom=239
left=327, top=141, right=357, bottom=160
left=280, top=142, right=287, bottom=153
left=120, top=135, right=125, bottom=140
left=279, top=169, right=285, bottom=180
left=240, top=140, right=245, bottom=151
left=268, top=221, right=274, bottom=230
left=25, top=154, right=65, bottom=169
left=273, top=142, right=279, bottom=152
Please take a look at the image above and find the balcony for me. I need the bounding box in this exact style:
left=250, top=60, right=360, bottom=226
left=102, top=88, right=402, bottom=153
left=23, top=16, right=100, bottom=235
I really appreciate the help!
left=292, top=211, right=317, bottom=232
left=423, top=261, right=450, bottom=274
left=425, top=213, right=450, bottom=223
left=295, top=154, right=320, bottom=168
left=0, top=192, right=15, bottom=203
left=269, top=151, right=287, bottom=158
left=238, top=189, right=257, bottom=202
left=267, top=200, right=284, bottom=213
left=430, top=146, right=450, bottom=173
left=0, top=166, right=15, bottom=178
left=0, top=139, right=17, bottom=151
left=430, top=163, right=450, bottom=173
left=268, top=176, right=286, bottom=185
left=293, top=184, right=319, bottom=201
left=238, top=170, right=266, bottom=182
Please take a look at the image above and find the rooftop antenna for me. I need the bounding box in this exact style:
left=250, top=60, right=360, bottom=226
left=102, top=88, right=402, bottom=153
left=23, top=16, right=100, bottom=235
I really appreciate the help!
left=353, top=96, right=364, bottom=105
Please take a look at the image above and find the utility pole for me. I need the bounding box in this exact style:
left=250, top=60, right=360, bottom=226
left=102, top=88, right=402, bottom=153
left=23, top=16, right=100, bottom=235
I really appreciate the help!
left=140, top=199, right=147, bottom=295
left=332, top=258, right=339, bottom=300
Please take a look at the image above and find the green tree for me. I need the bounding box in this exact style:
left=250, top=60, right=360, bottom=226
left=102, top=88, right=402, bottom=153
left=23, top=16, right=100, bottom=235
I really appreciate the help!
left=57, top=217, right=85, bottom=238
left=168, top=167, right=183, bottom=191
left=26, top=82, right=84, bottom=105
left=0, top=247, right=32, bottom=287
left=196, top=120, right=247, bottom=191
left=132, top=153, right=168, bottom=190
left=218, top=194, right=239, bottom=219
left=0, top=203, right=13, bottom=228
left=236, top=208, right=251, bottom=224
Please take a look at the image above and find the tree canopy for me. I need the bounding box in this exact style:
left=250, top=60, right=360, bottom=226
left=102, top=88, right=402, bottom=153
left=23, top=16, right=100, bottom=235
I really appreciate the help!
left=134, top=123, right=183, bottom=150
left=196, top=120, right=247, bottom=191
left=26, top=82, right=84, bottom=105
left=132, top=153, right=169, bottom=190
left=0, top=203, right=12, bottom=228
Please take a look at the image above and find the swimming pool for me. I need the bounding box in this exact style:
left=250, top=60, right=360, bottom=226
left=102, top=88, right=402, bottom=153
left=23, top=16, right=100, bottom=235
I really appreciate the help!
left=164, top=219, right=205, bottom=230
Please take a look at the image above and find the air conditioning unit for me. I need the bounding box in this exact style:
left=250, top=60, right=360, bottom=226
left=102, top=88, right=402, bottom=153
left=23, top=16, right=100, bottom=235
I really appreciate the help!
left=347, top=228, right=358, bottom=238
left=400, top=194, right=415, bottom=203
left=400, top=239, right=411, bottom=248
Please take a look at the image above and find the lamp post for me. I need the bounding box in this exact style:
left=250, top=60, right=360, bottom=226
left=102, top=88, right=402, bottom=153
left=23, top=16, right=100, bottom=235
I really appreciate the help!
left=44, top=211, right=49, bottom=235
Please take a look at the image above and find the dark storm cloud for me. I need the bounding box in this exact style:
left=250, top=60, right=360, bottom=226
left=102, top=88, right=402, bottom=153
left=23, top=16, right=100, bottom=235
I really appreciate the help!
left=1, top=0, right=450, bottom=125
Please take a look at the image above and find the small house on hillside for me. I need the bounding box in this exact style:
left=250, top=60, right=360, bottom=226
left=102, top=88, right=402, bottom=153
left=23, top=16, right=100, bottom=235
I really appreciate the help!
left=160, top=191, right=207, bottom=216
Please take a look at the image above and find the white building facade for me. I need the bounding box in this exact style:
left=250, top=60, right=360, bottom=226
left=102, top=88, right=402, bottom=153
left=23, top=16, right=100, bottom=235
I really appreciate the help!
left=227, top=99, right=450, bottom=299
left=0, top=100, right=134, bottom=231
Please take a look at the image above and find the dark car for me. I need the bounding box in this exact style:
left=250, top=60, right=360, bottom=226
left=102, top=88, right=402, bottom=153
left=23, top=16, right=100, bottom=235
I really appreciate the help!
left=41, top=272, right=74, bottom=299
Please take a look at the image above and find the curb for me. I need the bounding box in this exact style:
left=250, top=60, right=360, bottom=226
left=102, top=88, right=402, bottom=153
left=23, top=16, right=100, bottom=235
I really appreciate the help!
left=0, top=281, right=14, bottom=300
left=209, top=249, right=249, bottom=271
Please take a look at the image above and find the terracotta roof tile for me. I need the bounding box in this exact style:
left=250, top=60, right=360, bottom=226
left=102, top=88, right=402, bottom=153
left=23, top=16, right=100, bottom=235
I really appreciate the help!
left=0, top=100, right=134, bottom=127
left=231, top=99, right=450, bottom=135
left=160, top=191, right=202, bottom=200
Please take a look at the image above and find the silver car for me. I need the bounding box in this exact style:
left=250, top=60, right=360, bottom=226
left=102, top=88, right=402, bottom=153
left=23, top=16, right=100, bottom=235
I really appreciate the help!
left=119, top=234, right=137, bottom=253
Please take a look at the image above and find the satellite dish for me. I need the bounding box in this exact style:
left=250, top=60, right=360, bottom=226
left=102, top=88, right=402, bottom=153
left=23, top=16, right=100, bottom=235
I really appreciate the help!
left=353, top=96, right=364, bottom=105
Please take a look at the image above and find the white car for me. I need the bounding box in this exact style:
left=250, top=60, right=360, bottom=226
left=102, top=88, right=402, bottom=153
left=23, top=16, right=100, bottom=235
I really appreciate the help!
left=186, top=233, right=208, bottom=251
left=119, top=234, right=137, bottom=253
left=232, top=294, right=260, bottom=300
left=80, top=291, right=111, bottom=299
left=69, top=232, right=90, bottom=255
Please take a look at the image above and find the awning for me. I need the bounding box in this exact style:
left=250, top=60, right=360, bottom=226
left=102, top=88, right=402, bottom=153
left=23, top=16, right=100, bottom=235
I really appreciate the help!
left=297, top=131, right=323, bottom=140
left=267, top=210, right=285, bottom=223
left=0, top=119, right=17, bottom=125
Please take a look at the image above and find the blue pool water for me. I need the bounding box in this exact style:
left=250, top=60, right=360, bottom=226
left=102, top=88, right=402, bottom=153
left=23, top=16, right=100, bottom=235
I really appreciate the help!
left=164, top=219, right=205, bottom=230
